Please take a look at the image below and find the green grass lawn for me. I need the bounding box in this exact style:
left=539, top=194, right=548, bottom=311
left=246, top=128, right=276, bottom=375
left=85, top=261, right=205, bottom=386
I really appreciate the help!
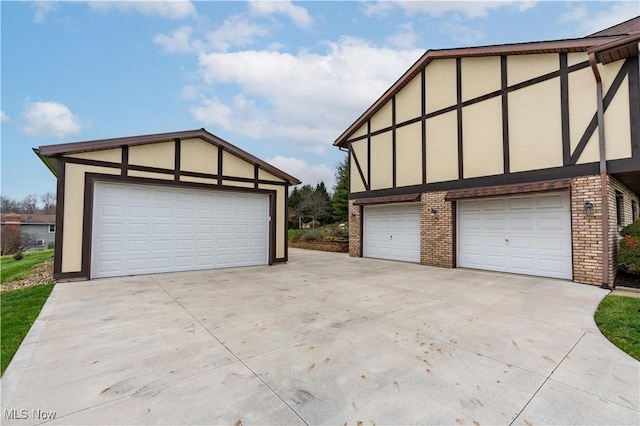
left=1, top=284, right=55, bottom=375
left=1, top=249, right=54, bottom=284
left=595, top=295, right=640, bottom=361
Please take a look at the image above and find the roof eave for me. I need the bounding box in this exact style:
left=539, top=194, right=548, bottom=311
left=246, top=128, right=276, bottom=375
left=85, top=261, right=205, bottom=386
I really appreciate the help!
left=33, top=148, right=58, bottom=176
left=36, top=128, right=301, bottom=185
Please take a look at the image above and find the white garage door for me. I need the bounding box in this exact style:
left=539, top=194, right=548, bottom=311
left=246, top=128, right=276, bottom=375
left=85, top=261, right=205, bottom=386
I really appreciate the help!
left=458, top=192, right=572, bottom=279
left=363, top=203, right=420, bottom=263
left=91, top=182, right=269, bottom=278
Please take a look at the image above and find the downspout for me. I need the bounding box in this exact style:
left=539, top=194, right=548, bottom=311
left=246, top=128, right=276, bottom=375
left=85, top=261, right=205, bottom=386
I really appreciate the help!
left=589, top=52, right=611, bottom=289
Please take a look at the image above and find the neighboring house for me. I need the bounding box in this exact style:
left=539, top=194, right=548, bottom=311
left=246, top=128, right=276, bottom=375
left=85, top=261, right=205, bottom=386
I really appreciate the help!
left=334, top=17, right=640, bottom=288
left=0, top=213, right=56, bottom=252
left=34, top=128, right=300, bottom=281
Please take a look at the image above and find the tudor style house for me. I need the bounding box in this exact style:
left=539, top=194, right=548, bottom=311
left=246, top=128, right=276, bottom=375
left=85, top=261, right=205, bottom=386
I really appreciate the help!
left=35, top=128, right=300, bottom=281
left=334, top=17, right=640, bottom=287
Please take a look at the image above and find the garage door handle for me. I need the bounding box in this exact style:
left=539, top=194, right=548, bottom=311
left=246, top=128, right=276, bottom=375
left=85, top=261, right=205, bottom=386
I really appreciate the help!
left=390, top=235, right=393, bottom=240
left=505, top=238, right=509, bottom=245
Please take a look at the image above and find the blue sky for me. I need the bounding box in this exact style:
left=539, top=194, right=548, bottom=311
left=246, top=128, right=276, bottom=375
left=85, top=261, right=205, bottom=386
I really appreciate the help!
left=1, top=1, right=638, bottom=201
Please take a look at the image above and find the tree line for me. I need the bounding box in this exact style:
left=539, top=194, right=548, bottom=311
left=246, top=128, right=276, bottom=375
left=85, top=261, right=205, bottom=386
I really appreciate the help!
left=288, top=157, right=348, bottom=228
left=1, top=192, right=56, bottom=215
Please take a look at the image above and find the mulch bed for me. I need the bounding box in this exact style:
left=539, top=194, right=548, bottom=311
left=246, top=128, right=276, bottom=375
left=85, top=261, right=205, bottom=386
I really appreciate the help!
left=615, top=270, right=640, bottom=289
left=1, top=259, right=56, bottom=293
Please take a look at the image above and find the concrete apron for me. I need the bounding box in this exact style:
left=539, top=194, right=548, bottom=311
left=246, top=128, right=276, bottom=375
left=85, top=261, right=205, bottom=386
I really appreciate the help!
left=1, top=249, right=638, bottom=425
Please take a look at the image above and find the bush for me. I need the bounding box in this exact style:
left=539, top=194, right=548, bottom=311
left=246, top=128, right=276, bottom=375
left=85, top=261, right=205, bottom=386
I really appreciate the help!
left=47, top=241, right=55, bottom=249
left=12, top=252, right=24, bottom=261
left=300, top=229, right=323, bottom=241
left=620, top=220, right=640, bottom=237
left=618, top=220, right=640, bottom=275
left=289, top=229, right=304, bottom=242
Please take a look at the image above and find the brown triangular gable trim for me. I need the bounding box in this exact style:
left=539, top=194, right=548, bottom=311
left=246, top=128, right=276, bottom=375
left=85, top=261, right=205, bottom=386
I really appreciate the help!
left=352, top=193, right=421, bottom=206
left=444, top=178, right=571, bottom=201
left=34, top=128, right=301, bottom=185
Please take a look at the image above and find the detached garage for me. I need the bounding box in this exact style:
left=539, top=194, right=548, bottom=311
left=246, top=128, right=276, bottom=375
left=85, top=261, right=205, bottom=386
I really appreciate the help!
left=35, top=128, right=300, bottom=281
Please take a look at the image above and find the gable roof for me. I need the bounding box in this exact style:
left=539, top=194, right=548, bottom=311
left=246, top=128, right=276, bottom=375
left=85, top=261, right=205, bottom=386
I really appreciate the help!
left=1, top=214, right=56, bottom=225
left=34, top=128, right=301, bottom=185
left=587, top=16, right=640, bottom=37
left=334, top=17, right=640, bottom=148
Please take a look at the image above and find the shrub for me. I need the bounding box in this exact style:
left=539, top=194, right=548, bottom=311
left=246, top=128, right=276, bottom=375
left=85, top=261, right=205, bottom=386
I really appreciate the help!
left=618, top=235, right=640, bottom=274
left=13, top=252, right=24, bottom=261
left=322, top=223, right=349, bottom=240
left=620, top=220, right=640, bottom=237
left=618, top=220, right=640, bottom=275
left=300, top=229, right=323, bottom=241
left=289, top=229, right=304, bottom=242
left=47, top=241, right=55, bottom=249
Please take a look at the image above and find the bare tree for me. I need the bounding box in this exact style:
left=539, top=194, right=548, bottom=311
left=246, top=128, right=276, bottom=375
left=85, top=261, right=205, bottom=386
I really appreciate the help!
left=0, top=225, right=36, bottom=255
left=40, top=192, right=56, bottom=214
left=19, top=194, right=39, bottom=214
left=0, top=195, right=19, bottom=213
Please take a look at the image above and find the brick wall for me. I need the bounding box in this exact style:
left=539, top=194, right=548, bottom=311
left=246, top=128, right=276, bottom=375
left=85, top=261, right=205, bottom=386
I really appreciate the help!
left=420, top=192, right=454, bottom=268
left=571, top=174, right=639, bottom=286
left=571, top=175, right=603, bottom=285
left=348, top=200, right=361, bottom=257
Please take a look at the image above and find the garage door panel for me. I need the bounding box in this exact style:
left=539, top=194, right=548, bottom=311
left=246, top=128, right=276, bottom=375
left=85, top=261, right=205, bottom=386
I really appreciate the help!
left=363, top=204, right=420, bottom=263
left=509, top=236, right=534, bottom=250
left=538, top=216, right=566, bottom=230
left=510, top=216, right=534, bottom=230
left=484, top=254, right=508, bottom=268
left=509, top=198, right=533, bottom=210
left=458, top=192, right=571, bottom=279
left=92, top=182, right=269, bottom=278
left=538, top=258, right=569, bottom=275
left=537, top=194, right=565, bottom=209
left=485, top=217, right=506, bottom=230
left=485, top=199, right=507, bottom=210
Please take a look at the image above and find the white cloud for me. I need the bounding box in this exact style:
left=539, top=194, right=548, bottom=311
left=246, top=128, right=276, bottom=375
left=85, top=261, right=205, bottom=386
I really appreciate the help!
left=0, top=111, right=9, bottom=122
left=21, top=101, right=85, bottom=138
left=206, top=16, right=269, bottom=52
left=155, top=17, right=268, bottom=53
left=32, top=1, right=57, bottom=23
left=386, top=22, right=418, bottom=49
left=191, top=37, right=423, bottom=154
left=363, top=1, right=538, bottom=19
left=439, top=18, right=484, bottom=44
left=154, top=26, right=202, bottom=53
left=267, top=156, right=336, bottom=190
left=248, top=0, right=313, bottom=29
left=87, top=1, right=197, bottom=20
left=561, top=2, right=639, bottom=36
left=361, top=1, right=396, bottom=18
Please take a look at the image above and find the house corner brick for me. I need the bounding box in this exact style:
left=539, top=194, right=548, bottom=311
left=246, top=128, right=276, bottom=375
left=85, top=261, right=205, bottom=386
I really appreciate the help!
left=348, top=200, right=361, bottom=257
left=420, top=192, right=453, bottom=268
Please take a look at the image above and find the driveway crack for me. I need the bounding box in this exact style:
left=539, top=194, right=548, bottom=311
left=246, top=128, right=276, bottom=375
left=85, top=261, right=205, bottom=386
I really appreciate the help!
left=151, top=277, right=309, bottom=426
left=509, top=331, right=587, bottom=425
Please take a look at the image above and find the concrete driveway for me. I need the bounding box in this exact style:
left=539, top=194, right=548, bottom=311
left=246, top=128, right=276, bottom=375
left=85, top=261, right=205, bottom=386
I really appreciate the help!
left=2, top=249, right=638, bottom=425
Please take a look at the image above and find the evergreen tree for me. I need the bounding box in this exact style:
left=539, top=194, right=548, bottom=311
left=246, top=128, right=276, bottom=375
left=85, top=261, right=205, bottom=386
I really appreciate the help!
left=332, top=156, right=349, bottom=223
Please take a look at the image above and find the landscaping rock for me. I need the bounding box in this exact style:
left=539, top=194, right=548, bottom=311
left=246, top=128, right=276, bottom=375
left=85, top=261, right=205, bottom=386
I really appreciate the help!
left=1, top=259, right=55, bottom=292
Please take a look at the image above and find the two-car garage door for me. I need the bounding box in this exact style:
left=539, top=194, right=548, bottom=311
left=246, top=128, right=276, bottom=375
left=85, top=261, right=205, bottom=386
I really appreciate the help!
left=91, top=182, right=269, bottom=278
left=458, top=192, right=572, bottom=279
left=362, top=193, right=572, bottom=280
